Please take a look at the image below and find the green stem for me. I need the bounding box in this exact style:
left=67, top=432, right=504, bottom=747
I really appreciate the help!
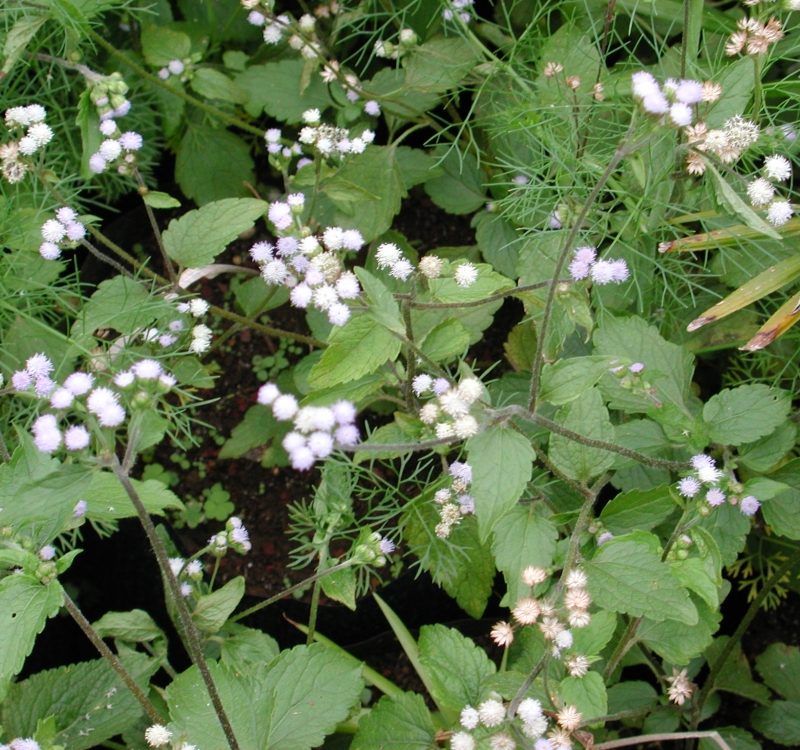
left=134, top=169, right=177, bottom=286
left=306, top=546, right=328, bottom=645
left=691, top=546, right=800, bottom=727
left=85, top=29, right=264, bottom=137
left=63, top=592, right=164, bottom=724
left=403, top=280, right=553, bottom=310
left=110, top=457, right=241, bottom=750
left=0, top=431, right=10, bottom=462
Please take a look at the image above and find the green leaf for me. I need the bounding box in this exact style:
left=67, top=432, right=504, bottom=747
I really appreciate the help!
left=0, top=576, right=63, bottom=701
left=355, top=267, right=404, bottom=334
left=72, top=276, right=153, bottom=337
left=585, top=532, right=698, bottom=624
left=418, top=625, right=496, bottom=713
left=167, top=645, right=362, bottom=749
left=320, top=564, right=357, bottom=611
left=706, top=636, right=770, bottom=705
left=308, top=313, right=401, bottom=389
left=738, top=421, right=797, bottom=473
left=600, top=486, right=677, bottom=534
left=234, top=59, right=331, bottom=121
left=163, top=198, right=266, bottom=267
left=707, top=161, right=782, bottom=240
left=142, top=190, right=182, bottom=209
left=570, top=610, right=617, bottom=656
left=607, top=681, right=658, bottom=715
left=698, top=503, right=751, bottom=567
left=395, top=146, right=441, bottom=190
left=706, top=57, right=755, bottom=128
left=190, top=68, right=247, bottom=103
left=670, top=557, right=719, bottom=609
left=427, top=262, right=511, bottom=303
left=83, top=472, right=183, bottom=521
left=467, top=426, right=535, bottom=541
left=1, top=651, right=158, bottom=750
left=2, top=16, right=47, bottom=76
left=559, top=672, right=607, bottom=721
left=218, top=404, right=287, bottom=461
left=420, top=319, right=470, bottom=363
left=351, top=692, right=435, bottom=750
left=424, top=146, right=486, bottom=215
left=93, top=609, right=164, bottom=643
left=404, top=36, right=479, bottom=94
left=699, top=727, right=761, bottom=750
left=758, top=459, right=800, bottom=540
left=141, top=23, right=191, bottom=66
left=703, top=384, right=790, bottom=446
left=756, top=643, right=800, bottom=701
left=638, top=597, right=720, bottom=665
left=752, top=701, right=800, bottom=746
left=219, top=624, right=280, bottom=670
left=192, top=577, right=245, bottom=634
left=473, top=211, right=522, bottom=278
left=175, top=127, right=257, bottom=205
left=540, top=356, right=619, bottom=406
left=548, top=387, right=615, bottom=483
left=492, top=505, right=557, bottom=606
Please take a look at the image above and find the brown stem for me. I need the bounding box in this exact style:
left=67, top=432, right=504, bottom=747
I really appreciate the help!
left=63, top=592, right=163, bottom=724
left=110, top=456, right=241, bottom=750
left=594, top=731, right=732, bottom=750
left=134, top=169, right=177, bottom=285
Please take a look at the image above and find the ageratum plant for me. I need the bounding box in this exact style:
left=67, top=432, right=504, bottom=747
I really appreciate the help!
left=1, top=1, right=800, bottom=749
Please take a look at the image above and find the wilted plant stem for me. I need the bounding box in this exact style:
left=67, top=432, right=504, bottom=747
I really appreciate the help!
left=111, top=456, right=241, bottom=750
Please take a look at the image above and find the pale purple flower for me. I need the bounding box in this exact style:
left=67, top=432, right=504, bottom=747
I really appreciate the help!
left=740, top=495, right=760, bottom=516
left=678, top=476, right=701, bottom=498
left=334, top=424, right=359, bottom=445
left=64, top=424, right=90, bottom=450
left=26, top=353, right=53, bottom=376
left=706, top=487, right=726, bottom=506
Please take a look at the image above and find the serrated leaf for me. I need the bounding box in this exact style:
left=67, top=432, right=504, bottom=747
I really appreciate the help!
left=585, top=533, right=697, bottom=624
left=167, top=645, right=362, bottom=749
left=699, top=727, right=761, bottom=750
left=707, top=637, right=770, bottom=705
left=707, top=161, right=782, bottom=240
left=234, top=59, right=331, bottom=121
left=3, top=16, right=47, bottom=76
left=163, top=198, right=266, bottom=267
left=738, top=421, right=797, bottom=473
left=192, top=577, right=245, bottom=634
left=600, top=486, right=677, bottom=534
left=355, top=267, right=404, bottom=334
left=751, top=701, right=800, bottom=746
left=570, top=610, right=617, bottom=656
left=93, top=609, right=164, bottom=643
left=142, top=190, right=181, bottom=209
left=492, top=505, right=557, bottom=605
left=638, top=597, right=720, bottom=665
left=607, top=681, right=658, bottom=715
left=219, top=624, right=280, bottom=670
left=219, top=404, right=286, bottom=460
left=703, top=384, right=790, bottom=446
left=351, top=692, right=435, bottom=750
left=404, top=36, right=479, bottom=94
left=698, top=503, right=751, bottom=566
left=83, top=472, right=183, bottom=521
left=427, top=262, right=511, bottom=303
left=1, top=651, right=158, bottom=750
left=756, top=643, right=800, bottom=701
left=190, top=68, right=247, bottom=103
left=540, top=356, right=619, bottom=406
left=559, top=672, right=607, bottom=721
left=420, top=319, right=470, bottom=363
left=319, top=564, right=357, bottom=611
left=549, top=387, right=615, bottom=482
left=0, top=576, right=63, bottom=701
left=467, top=426, right=534, bottom=541
left=141, top=23, right=191, bottom=66
left=72, top=275, right=153, bottom=337
left=418, top=625, right=496, bottom=713
left=175, top=127, right=256, bottom=205
left=425, top=147, right=486, bottom=215
left=309, top=313, right=401, bottom=389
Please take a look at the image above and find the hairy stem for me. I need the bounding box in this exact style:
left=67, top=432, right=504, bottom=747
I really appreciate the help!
left=63, top=592, right=163, bottom=724
left=110, top=457, right=241, bottom=750
left=306, top=546, right=328, bottom=645
left=594, top=731, right=732, bottom=750
left=134, top=169, right=177, bottom=286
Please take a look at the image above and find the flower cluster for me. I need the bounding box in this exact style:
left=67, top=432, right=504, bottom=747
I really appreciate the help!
left=726, top=16, right=783, bottom=56
left=12, top=353, right=177, bottom=454
left=257, top=382, right=359, bottom=470
left=632, top=72, right=720, bottom=127
left=453, top=694, right=582, bottom=750
left=373, top=242, right=458, bottom=284
left=567, top=246, right=629, bottom=284
left=414, top=375, right=484, bottom=440
left=157, top=58, right=191, bottom=81
left=432, top=461, right=474, bottom=539
left=86, top=74, right=143, bottom=175
left=676, top=454, right=760, bottom=516
left=373, top=28, right=418, bottom=59
left=684, top=115, right=761, bottom=175
left=298, top=108, right=375, bottom=157
left=1, top=104, right=52, bottom=183
left=1, top=737, right=43, bottom=750
left=136, top=296, right=212, bottom=353
left=745, top=154, right=794, bottom=227
left=251, top=196, right=365, bottom=327
left=39, top=207, right=86, bottom=260
left=666, top=667, right=695, bottom=706
left=209, top=516, right=252, bottom=556
left=442, top=0, right=474, bottom=24
left=168, top=556, right=204, bottom=597
left=351, top=530, right=396, bottom=567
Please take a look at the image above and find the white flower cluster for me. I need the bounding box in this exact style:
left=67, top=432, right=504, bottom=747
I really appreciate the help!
left=453, top=695, right=582, bottom=750
left=209, top=516, right=252, bottom=556
left=374, top=243, right=475, bottom=286
left=1, top=737, right=43, bottom=750
left=433, top=461, right=474, bottom=539
left=1, top=104, right=52, bottom=183
left=415, top=375, right=483, bottom=440
left=374, top=28, right=418, bottom=59
left=676, top=454, right=760, bottom=516
left=168, top=556, right=203, bottom=597
left=726, top=16, right=783, bottom=56
left=684, top=114, right=760, bottom=175
left=39, top=207, right=86, bottom=260
left=567, top=245, right=629, bottom=284
left=12, top=353, right=176, bottom=454
left=745, top=154, right=794, bottom=227
left=264, top=127, right=303, bottom=160
left=134, top=296, right=211, bottom=354
left=257, top=383, right=359, bottom=470
left=298, top=108, right=375, bottom=157
left=632, top=72, right=720, bottom=127
left=85, top=74, right=142, bottom=175
left=253, top=196, right=365, bottom=327
left=157, top=58, right=189, bottom=80
left=442, top=0, right=475, bottom=24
